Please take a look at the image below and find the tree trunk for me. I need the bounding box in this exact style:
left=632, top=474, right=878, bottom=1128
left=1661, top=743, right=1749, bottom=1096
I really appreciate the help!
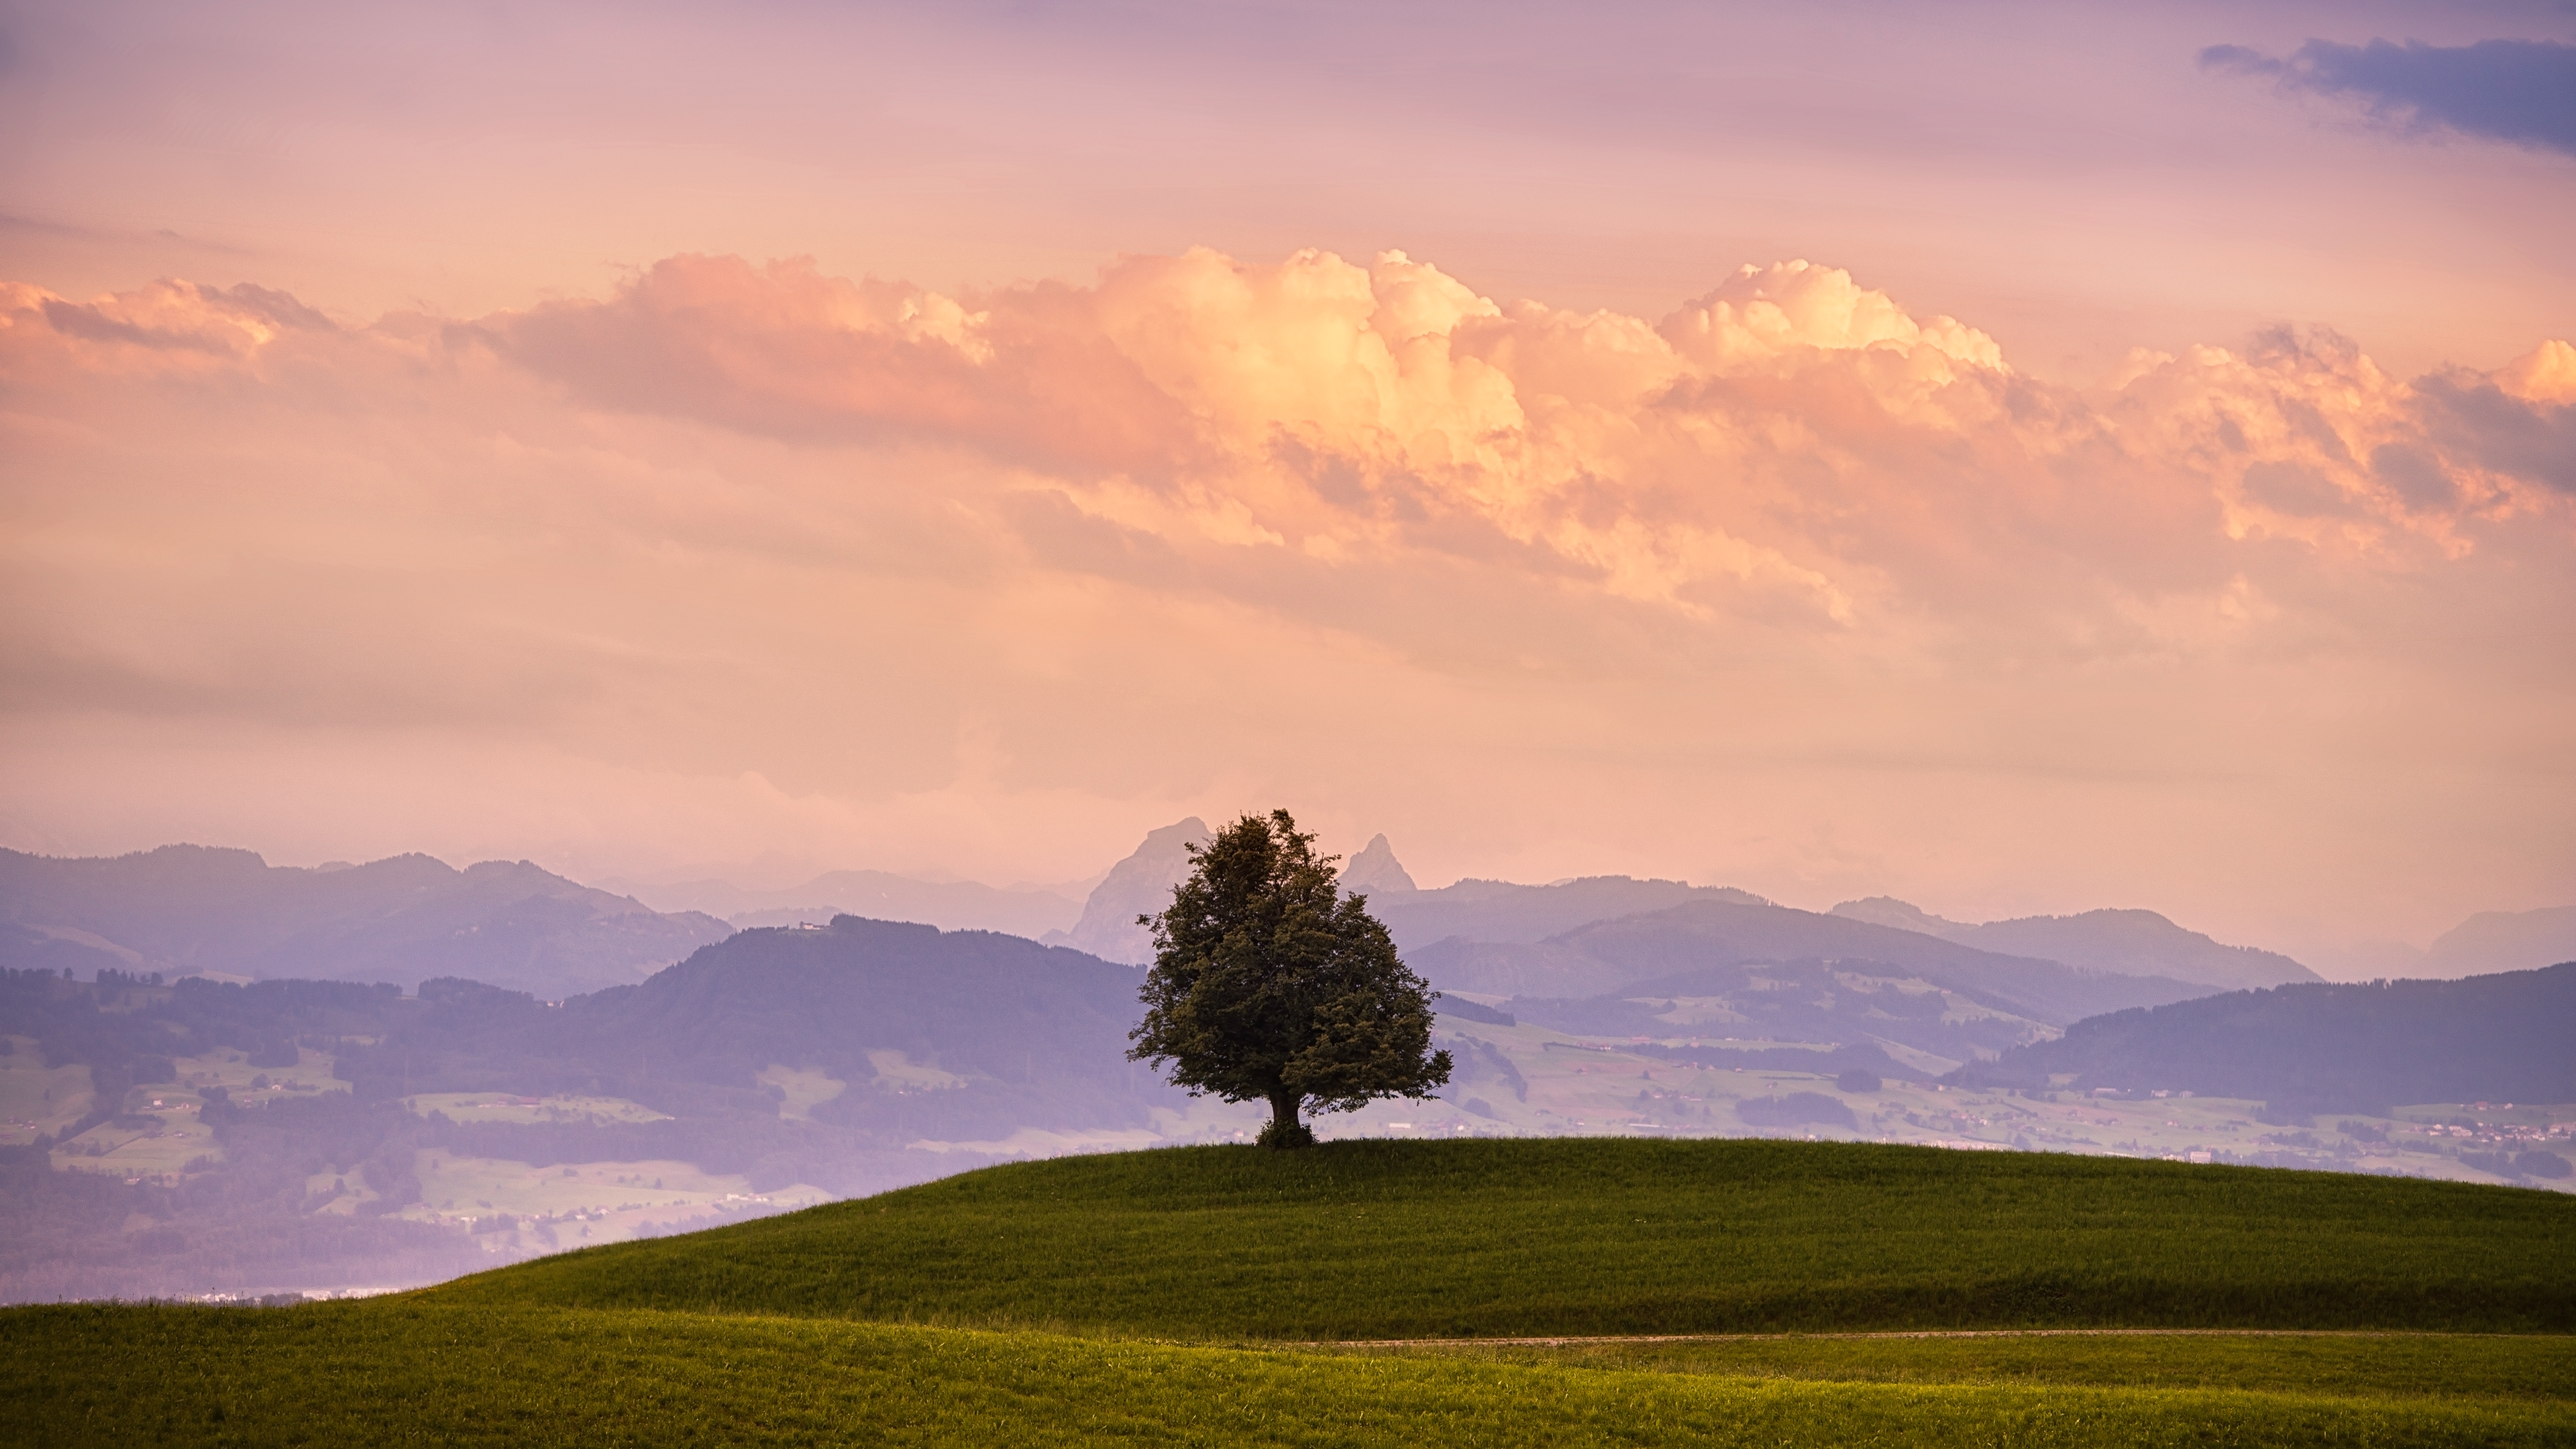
left=1261, top=1086, right=1309, bottom=1147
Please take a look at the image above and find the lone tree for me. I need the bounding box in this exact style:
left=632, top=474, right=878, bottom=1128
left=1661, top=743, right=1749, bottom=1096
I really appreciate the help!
left=1128, top=809, right=1452, bottom=1148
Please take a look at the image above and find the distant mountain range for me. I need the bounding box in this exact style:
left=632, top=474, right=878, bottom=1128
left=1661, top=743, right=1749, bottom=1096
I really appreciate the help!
left=624, top=828, right=2559, bottom=1008
left=1385, top=899, right=2218, bottom=1081
left=16, top=830, right=2551, bottom=1033
left=1826, top=898, right=2319, bottom=989
left=0, top=846, right=731, bottom=1000
left=1375, top=877, right=1773, bottom=953
left=995, top=828, right=2291, bottom=1083
left=608, top=871, right=1085, bottom=940
left=1476, top=900, right=2211, bottom=1022
left=892, top=823, right=2390, bottom=1091
left=2426, top=906, right=2576, bottom=975
left=2336, top=906, right=2576, bottom=981
left=1949, top=965, right=2576, bottom=1112
left=1028, top=824, right=2321, bottom=1008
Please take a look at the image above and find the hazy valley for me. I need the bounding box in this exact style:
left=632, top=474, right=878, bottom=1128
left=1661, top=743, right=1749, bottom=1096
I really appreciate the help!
left=3, top=826, right=2570, bottom=1305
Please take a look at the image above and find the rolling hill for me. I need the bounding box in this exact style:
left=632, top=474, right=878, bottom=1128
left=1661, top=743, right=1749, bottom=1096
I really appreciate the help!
left=545, top=917, right=1164, bottom=1143
left=437, top=1138, right=2576, bottom=1336
left=9, top=1116, right=2575, bottom=1445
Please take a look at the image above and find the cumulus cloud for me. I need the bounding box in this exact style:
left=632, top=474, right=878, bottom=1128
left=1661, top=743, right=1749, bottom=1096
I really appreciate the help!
left=2414, top=372, right=2576, bottom=496
left=11, top=250, right=2569, bottom=646
left=3, top=250, right=2571, bottom=947
left=2202, top=38, right=2576, bottom=156
left=450, top=247, right=2573, bottom=634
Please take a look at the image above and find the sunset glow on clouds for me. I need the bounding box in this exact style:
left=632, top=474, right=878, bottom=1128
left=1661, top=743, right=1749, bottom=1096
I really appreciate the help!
left=2, top=0, right=2571, bottom=969
left=7, top=247, right=2571, bottom=960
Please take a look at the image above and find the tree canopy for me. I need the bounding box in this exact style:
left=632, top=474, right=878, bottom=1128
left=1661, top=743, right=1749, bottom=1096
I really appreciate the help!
left=1127, top=810, right=1451, bottom=1148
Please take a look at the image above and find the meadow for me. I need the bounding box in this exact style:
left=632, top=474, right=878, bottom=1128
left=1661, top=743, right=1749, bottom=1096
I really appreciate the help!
left=6, top=1138, right=2569, bottom=1446
left=35, top=1044, right=352, bottom=1183
left=0, top=1036, right=93, bottom=1146
left=1357, top=1330, right=2576, bottom=1401
left=440, top=1138, right=2576, bottom=1337
left=7, top=1304, right=2571, bottom=1448
left=404, top=1092, right=673, bottom=1126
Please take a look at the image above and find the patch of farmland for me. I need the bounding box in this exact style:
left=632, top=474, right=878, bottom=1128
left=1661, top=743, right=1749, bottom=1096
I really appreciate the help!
left=390, top=1150, right=828, bottom=1254
left=403, top=1092, right=671, bottom=1126
left=0, top=1037, right=93, bottom=1144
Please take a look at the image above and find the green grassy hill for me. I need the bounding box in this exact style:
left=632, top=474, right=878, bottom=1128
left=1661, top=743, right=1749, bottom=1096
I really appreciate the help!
left=9, top=1139, right=2574, bottom=1446
left=437, top=1138, right=2575, bottom=1336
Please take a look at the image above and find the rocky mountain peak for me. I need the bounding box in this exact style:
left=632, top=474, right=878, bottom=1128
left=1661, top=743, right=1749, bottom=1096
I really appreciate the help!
left=1340, top=833, right=1418, bottom=898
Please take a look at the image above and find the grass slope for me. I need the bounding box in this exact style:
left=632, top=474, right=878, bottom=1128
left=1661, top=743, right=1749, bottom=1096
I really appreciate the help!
left=1366, top=1333, right=2576, bottom=1401
left=437, top=1138, right=2576, bottom=1337
left=6, top=1304, right=2570, bottom=1448
left=13, top=1139, right=2574, bottom=1446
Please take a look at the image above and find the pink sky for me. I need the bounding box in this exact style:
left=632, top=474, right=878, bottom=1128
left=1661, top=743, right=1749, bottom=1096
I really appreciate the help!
left=3, top=0, right=2571, bottom=972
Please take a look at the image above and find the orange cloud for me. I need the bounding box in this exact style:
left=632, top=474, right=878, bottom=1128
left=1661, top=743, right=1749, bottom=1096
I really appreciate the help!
left=449, top=248, right=2570, bottom=637
left=3, top=250, right=2570, bottom=959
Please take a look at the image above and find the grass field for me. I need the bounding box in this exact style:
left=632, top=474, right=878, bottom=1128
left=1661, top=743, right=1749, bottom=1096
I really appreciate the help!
left=753, top=1064, right=846, bottom=1121
left=48, top=1044, right=360, bottom=1177
left=404, top=1091, right=673, bottom=1126
left=5, top=1306, right=2569, bottom=1447
left=48, top=1112, right=221, bottom=1179
left=1354, top=1330, right=2576, bottom=1401
left=8, top=1138, right=2571, bottom=1446
left=437, top=1138, right=2576, bottom=1337
left=174, top=1045, right=351, bottom=1102
left=0, top=1038, right=93, bottom=1146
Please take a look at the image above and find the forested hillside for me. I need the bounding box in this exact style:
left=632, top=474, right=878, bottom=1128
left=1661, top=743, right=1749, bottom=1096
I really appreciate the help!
left=1949, top=964, right=2576, bottom=1110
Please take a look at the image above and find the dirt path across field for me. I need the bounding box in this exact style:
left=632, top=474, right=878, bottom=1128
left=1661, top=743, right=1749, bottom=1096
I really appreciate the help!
left=1304, top=1328, right=2488, bottom=1348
